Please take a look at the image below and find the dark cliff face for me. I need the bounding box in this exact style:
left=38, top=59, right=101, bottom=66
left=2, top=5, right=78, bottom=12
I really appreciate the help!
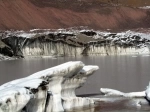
left=0, top=0, right=150, bottom=31
left=0, top=40, right=13, bottom=56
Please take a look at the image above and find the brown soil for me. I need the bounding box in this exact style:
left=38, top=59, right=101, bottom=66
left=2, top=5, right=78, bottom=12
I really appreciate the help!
left=0, top=0, right=150, bottom=31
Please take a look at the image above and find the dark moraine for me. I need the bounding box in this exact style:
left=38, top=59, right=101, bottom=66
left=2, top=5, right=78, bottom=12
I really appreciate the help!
left=0, top=55, right=150, bottom=111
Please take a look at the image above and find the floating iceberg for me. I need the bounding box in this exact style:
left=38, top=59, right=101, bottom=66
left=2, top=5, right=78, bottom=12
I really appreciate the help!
left=0, top=61, right=150, bottom=112
left=0, top=61, right=99, bottom=112
left=99, top=87, right=150, bottom=108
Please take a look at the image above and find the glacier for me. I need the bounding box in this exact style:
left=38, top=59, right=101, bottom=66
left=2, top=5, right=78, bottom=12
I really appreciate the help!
left=0, top=29, right=150, bottom=58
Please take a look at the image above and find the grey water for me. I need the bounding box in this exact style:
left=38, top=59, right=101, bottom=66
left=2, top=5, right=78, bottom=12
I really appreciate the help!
left=0, top=55, right=150, bottom=111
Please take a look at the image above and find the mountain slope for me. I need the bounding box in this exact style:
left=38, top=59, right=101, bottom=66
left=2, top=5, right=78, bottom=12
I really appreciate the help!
left=0, top=0, right=150, bottom=30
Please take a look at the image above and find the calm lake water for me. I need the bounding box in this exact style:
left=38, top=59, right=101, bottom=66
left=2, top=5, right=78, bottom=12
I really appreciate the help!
left=0, top=55, right=150, bottom=111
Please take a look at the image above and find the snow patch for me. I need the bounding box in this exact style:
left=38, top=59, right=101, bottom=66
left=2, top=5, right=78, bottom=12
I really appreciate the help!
left=139, top=6, right=150, bottom=9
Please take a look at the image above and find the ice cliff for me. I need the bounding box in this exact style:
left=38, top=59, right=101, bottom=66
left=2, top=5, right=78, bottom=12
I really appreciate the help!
left=0, top=29, right=150, bottom=58
left=0, top=61, right=99, bottom=112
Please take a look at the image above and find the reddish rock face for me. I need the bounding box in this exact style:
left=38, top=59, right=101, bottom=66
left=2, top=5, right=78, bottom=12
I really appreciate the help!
left=0, top=0, right=150, bottom=31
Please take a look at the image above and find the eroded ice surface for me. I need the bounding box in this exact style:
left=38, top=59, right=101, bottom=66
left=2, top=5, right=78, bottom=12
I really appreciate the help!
left=1, top=29, right=150, bottom=58
left=0, top=61, right=99, bottom=112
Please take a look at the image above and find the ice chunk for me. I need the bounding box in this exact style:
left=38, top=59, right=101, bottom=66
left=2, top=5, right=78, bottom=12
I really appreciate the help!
left=0, top=61, right=99, bottom=112
left=100, top=88, right=145, bottom=98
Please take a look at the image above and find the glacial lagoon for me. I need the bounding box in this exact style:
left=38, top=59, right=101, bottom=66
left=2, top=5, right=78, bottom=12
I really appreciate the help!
left=0, top=55, right=150, bottom=111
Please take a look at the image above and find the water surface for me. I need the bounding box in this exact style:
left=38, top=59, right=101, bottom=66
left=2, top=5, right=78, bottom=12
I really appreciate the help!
left=0, top=55, right=150, bottom=111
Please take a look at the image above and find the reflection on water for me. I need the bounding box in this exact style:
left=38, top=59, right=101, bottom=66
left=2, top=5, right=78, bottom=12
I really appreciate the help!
left=0, top=55, right=150, bottom=111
